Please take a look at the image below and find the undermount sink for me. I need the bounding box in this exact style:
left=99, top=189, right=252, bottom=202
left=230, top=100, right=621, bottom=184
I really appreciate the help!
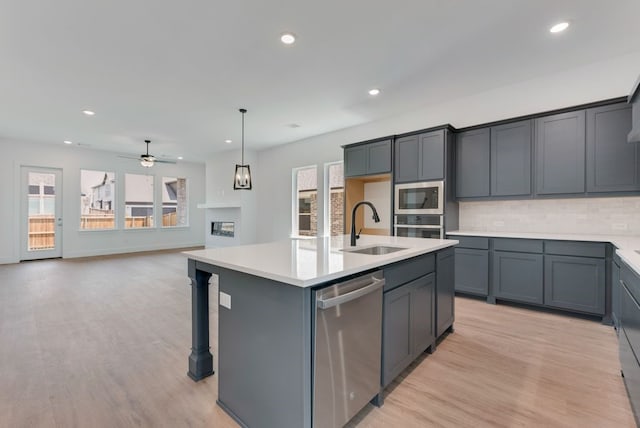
left=341, top=245, right=408, bottom=255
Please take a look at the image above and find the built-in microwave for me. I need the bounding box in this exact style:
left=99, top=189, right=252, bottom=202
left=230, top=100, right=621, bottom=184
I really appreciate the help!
left=394, top=181, right=444, bottom=215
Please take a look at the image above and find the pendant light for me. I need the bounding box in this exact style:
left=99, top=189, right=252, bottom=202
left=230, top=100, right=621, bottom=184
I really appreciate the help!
left=234, top=108, right=252, bottom=190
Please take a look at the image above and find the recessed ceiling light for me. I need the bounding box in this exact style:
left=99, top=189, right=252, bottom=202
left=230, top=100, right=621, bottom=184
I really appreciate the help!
left=82, top=110, right=95, bottom=116
left=368, top=88, right=381, bottom=96
left=225, top=139, right=232, bottom=144
left=63, top=140, right=73, bottom=145
left=177, top=156, right=183, bottom=160
left=549, top=22, right=570, bottom=33
left=280, top=32, right=296, bottom=45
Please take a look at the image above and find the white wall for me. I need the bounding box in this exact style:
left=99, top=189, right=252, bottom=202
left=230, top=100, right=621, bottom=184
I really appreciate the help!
left=0, top=139, right=205, bottom=264
left=220, top=52, right=640, bottom=244
left=204, top=149, right=258, bottom=247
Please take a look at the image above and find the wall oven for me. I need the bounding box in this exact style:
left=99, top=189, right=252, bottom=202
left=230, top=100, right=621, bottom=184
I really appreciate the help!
left=394, top=215, right=443, bottom=239
left=394, top=181, right=443, bottom=215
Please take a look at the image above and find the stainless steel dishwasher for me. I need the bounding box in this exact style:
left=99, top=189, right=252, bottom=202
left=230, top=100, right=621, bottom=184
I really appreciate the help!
left=313, top=270, right=384, bottom=428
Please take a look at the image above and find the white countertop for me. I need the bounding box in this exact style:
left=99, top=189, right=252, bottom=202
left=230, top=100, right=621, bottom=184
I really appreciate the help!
left=184, top=235, right=458, bottom=287
left=448, top=230, right=640, bottom=276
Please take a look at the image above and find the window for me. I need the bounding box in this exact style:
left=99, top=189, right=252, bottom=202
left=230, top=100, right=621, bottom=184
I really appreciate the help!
left=80, top=170, right=115, bottom=230
left=125, top=173, right=154, bottom=228
left=162, top=177, right=188, bottom=227
left=325, top=162, right=345, bottom=236
left=292, top=166, right=318, bottom=236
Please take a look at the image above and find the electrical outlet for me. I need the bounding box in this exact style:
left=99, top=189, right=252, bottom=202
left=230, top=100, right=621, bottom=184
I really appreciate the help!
left=219, top=291, right=231, bottom=309
left=612, top=223, right=628, bottom=231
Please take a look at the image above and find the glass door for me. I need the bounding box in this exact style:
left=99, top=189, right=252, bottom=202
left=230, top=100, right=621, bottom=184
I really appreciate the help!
left=21, top=167, right=63, bottom=260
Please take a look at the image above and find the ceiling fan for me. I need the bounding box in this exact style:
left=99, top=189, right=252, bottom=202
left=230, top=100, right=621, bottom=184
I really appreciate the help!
left=119, top=140, right=176, bottom=168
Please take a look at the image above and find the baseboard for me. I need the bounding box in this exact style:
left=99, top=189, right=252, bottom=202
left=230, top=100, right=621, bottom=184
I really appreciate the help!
left=0, top=256, right=19, bottom=265
left=62, top=242, right=205, bottom=260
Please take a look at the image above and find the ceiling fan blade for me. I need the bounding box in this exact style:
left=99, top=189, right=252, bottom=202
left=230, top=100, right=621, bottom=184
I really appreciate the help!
left=154, top=159, right=177, bottom=164
left=118, top=154, right=142, bottom=160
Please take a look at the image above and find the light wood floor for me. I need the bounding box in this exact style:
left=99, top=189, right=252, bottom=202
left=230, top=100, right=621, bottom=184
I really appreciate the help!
left=0, top=251, right=635, bottom=427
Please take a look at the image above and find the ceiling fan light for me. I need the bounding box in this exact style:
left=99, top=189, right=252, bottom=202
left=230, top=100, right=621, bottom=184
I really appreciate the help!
left=140, top=158, right=155, bottom=168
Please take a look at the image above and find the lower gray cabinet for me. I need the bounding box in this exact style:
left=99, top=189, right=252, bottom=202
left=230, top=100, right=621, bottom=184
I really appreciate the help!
left=493, top=251, right=543, bottom=304
left=436, top=248, right=455, bottom=338
left=621, top=265, right=640, bottom=425
left=454, top=248, right=489, bottom=296
left=544, top=255, right=605, bottom=315
left=382, top=273, right=435, bottom=387
left=613, top=256, right=622, bottom=331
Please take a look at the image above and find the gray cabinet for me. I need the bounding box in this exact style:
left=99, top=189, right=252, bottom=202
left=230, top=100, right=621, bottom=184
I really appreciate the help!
left=586, top=103, right=639, bottom=192
left=436, top=248, right=455, bottom=338
left=455, top=128, right=490, bottom=198
left=544, top=255, right=605, bottom=315
left=394, top=130, right=444, bottom=183
left=493, top=251, right=543, bottom=304
left=491, top=120, right=532, bottom=196
left=382, top=273, right=435, bottom=387
left=535, top=110, right=586, bottom=195
left=344, top=139, right=391, bottom=177
left=613, top=255, right=622, bottom=331
left=454, top=248, right=489, bottom=296
left=629, top=73, right=640, bottom=143
left=620, top=262, right=640, bottom=424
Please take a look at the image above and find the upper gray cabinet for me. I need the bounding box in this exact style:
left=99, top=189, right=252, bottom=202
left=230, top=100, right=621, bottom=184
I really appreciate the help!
left=586, top=103, right=639, bottom=193
left=535, top=110, right=586, bottom=195
left=629, top=73, right=640, bottom=143
left=455, top=128, right=490, bottom=198
left=491, top=120, right=532, bottom=197
left=394, top=130, right=444, bottom=183
left=344, top=139, right=391, bottom=177
left=456, top=121, right=532, bottom=199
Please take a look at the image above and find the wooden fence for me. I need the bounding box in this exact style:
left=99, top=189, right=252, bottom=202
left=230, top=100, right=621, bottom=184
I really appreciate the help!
left=29, top=212, right=178, bottom=249
left=28, top=216, right=55, bottom=250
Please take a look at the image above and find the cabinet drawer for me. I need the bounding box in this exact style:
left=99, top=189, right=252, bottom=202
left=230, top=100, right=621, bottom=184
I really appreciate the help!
left=384, top=254, right=435, bottom=292
left=623, top=265, right=640, bottom=312
left=623, top=283, right=640, bottom=369
left=544, top=240, right=606, bottom=258
left=620, top=327, right=640, bottom=421
left=493, top=238, right=543, bottom=253
left=453, top=236, right=489, bottom=250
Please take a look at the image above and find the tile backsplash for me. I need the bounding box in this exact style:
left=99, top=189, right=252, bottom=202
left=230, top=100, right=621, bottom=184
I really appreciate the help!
left=459, top=197, right=640, bottom=235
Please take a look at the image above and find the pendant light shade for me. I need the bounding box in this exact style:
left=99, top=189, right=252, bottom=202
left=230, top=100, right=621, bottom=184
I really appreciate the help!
left=234, top=108, right=252, bottom=190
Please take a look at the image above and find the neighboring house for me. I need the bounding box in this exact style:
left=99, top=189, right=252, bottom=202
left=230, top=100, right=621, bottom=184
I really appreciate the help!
left=85, top=173, right=115, bottom=213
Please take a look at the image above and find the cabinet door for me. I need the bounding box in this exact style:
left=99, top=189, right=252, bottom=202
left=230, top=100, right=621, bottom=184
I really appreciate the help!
left=367, top=140, right=391, bottom=175
left=544, top=255, right=605, bottom=315
left=455, top=128, right=490, bottom=198
left=344, top=146, right=367, bottom=177
left=382, top=283, right=413, bottom=387
left=623, top=280, right=640, bottom=361
left=454, top=248, right=489, bottom=296
left=394, top=135, right=420, bottom=183
left=491, top=120, right=532, bottom=196
left=436, top=249, right=455, bottom=338
left=535, top=110, right=586, bottom=195
left=613, top=260, right=621, bottom=330
left=419, top=130, right=445, bottom=181
left=411, top=273, right=435, bottom=357
left=586, top=103, right=639, bottom=192
left=493, top=251, right=543, bottom=304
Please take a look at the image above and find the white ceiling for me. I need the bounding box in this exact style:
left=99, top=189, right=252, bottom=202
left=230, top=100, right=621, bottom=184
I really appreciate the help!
left=1, top=0, right=639, bottom=162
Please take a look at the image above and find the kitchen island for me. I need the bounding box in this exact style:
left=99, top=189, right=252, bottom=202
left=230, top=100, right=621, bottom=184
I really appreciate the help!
left=183, top=235, right=458, bottom=428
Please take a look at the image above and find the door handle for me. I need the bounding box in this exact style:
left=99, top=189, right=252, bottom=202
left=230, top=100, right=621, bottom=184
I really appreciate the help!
left=57, top=218, right=62, bottom=226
